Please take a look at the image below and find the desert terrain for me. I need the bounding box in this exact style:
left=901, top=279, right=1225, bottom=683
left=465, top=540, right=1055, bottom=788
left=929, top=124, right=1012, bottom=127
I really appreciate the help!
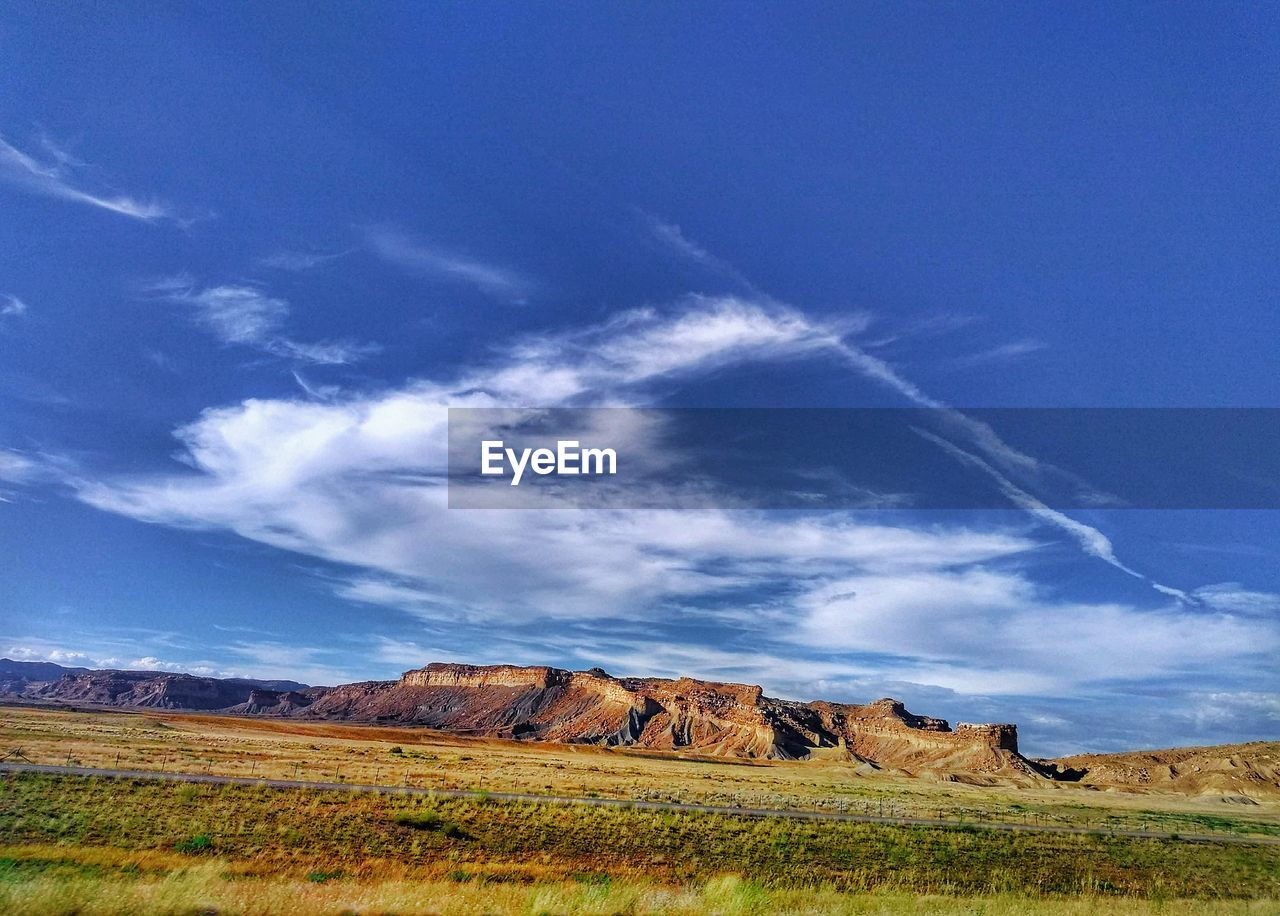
left=2, top=661, right=1278, bottom=912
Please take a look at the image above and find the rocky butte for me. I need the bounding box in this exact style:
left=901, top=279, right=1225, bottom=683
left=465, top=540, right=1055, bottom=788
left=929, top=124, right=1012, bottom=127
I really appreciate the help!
left=146, top=661, right=1034, bottom=775
left=6, top=658, right=1278, bottom=794
left=2, top=658, right=1033, bottom=773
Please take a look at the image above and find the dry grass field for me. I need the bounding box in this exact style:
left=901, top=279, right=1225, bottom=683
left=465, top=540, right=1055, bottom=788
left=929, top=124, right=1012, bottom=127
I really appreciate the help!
left=4, top=775, right=1280, bottom=911
left=2, top=703, right=1279, bottom=914
left=3, top=703, right=1278, bottom=838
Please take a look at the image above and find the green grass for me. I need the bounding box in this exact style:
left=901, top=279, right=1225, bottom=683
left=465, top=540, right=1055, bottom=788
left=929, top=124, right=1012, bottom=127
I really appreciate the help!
left=2, top=773, right=1278, bottom=901
left=172, top=833, right=212, bottom=854
left=0, top=856, right=1274, bottom=915
left=6, top=704, right=1278, bottom=841
left=394, top=810, right=469, bottom=838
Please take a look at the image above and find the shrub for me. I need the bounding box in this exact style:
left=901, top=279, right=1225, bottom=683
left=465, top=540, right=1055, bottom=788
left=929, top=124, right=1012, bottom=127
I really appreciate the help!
left=394, top=810, right=470, bottom=840
left=175, top=833, right=212, bottom=854
left=396, top=811, right=442, bottom=831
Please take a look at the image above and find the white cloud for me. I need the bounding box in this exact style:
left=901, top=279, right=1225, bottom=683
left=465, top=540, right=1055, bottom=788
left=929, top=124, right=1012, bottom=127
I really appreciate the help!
left=3, top=642, right=225, bottom=677
left=365, top=225, right=530, bottom=303
left=0, top=448, right=76, bottom=501
left=788, top=567, right=1274, bottom=694
left=0, top=134, right=180, bottom=222
left=0, top=449, right=39, bottom=484
left=473, top=296, right=855, bottom=403
left=259, top=249, right=351, bottom=272
left=74, top=299, right=1031, bottom=619
left=861, top=312, right=979, bottom=350
left=1, top=294, right=28, bottom=318
left=1192, top=582, right=1280, bottom=616
left=1186, top=690, right=1280, bottom=728
left=913, top=427, right=1190, bottom=600
left=164, top=282, right=289, bottom=345
left=222, top=641, right=355, bottom=686
left=125, top=656, right=221, bottom=676
left=67, top=297, right=1280, bottom=699
left=2, top=637, right=351, bottom=686
left=370, top=636, right=468, bottom=669
left=4, top=645, right=99, bottom=667
left=944, top=338, right=1047, bottom=370
left=148, top=277, right=377, bottom=366
left=642, top=212, right=759, bottom=293
left=640, top=227, right=1121, bottom=529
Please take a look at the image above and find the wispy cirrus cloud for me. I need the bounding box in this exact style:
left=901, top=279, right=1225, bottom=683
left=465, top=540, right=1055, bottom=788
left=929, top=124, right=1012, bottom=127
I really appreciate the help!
left=641, top=212, right=760, bottom=294
left=66, top=295, right=1279, bottom=709
left=259, top=249, right=353, bottom=272
left=365, top=225, right=530, bottom=304
left=0, top=134, right=183, bottom=223
left=1, top=294, right=29, bottom=319
left=943, top=338, right=1047, bottom=370
left=2, top=640, right=229, bottom=678
left=639, top=220, right=1155, bottom=590
left=0, top=449, right=41, bottom=484
left=861, top=313, right=979, bottom=350
left=146, top=276, right=378, bottom=366
left=912, top=427, right=1191, bottom=601
left=786, top=567, right=1264, bottom=694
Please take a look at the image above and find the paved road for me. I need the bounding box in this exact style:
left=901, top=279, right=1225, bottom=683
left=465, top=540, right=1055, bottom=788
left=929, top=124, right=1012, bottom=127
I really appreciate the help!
left=3, top=761, right=1277, bottom=846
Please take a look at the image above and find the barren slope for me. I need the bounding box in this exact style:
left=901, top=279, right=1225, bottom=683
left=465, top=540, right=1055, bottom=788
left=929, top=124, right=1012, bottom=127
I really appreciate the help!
left=299, top=662, right=1033, bottom=775
left=1046, top=741, right=1280, bottom=798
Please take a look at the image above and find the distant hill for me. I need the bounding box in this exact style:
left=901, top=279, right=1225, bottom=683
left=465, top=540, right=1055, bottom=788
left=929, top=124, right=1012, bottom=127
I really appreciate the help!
left=1043, top=742, right=1280, bottom=800
left=0, top=658, right=309, bottom=708
left=301, top=662, right=1030, bottom=775
left=0, top=658, right=90, bottom=683
left=3, top=658, right=1276, bottom=796
left=2, top=658, right=1028, bottom=774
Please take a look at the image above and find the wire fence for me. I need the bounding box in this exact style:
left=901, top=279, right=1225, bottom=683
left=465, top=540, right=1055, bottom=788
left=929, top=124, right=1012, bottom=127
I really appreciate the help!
left=3, top=741, right=1274, bottom=842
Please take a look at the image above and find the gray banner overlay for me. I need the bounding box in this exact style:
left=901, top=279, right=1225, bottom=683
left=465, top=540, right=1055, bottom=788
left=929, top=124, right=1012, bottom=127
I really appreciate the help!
left=447, top=408, right=1280, bottom=510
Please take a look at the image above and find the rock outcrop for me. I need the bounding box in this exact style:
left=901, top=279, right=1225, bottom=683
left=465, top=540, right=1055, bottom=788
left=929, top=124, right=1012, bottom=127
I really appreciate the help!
left=5, top=660, right=309, bottom=711
left=4, top=657, right=1029, bottom=774
left=9, top=657, right=1276, bottom=791
left=1042, top=742, right=1280, bottom=797
left=0, top=658, right=89, bottom=694
left=299, top=662, right=1031, bottom=774
left=224, top=688, right=321, bottom=716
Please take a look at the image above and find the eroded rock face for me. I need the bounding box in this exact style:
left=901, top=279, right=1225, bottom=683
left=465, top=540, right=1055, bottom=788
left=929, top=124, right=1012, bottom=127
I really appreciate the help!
left=11, top=661, right=312, bottom=712
left=225, top=688, right=317, bottom=716
left=8, top=657, right=1030, bottom=775
left=1044, top=741, right=1280, bottom=796
left=299, top=662, right=1030, bottom=774
left=31, top=670, right=257, bottom=710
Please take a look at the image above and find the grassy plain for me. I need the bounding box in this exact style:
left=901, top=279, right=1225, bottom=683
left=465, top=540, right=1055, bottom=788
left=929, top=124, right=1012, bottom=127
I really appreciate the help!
left=3, top=775, right=1279, bottom=911
left=2, top=704, right=1279, bottom=914
left=3, top=703, right=1278, bottom=838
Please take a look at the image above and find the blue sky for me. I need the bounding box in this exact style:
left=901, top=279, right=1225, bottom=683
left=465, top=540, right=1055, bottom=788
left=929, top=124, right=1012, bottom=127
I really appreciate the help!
left=1, top=3, right=1278, bottom=756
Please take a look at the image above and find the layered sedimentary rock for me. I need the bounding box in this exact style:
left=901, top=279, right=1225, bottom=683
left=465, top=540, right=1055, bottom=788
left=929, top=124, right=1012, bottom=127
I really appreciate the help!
left=9, top=657, right=1277, bottom=791
left=224, top=688, right=321, bottom=716
left=1043, top=742, right=1280, bottom=797
left=5, top=657, right=1028, bottom=774
left=300, top=663, right=1031, bottom=773
left=11, top=662, right=308, bottom=711
left=0, top=658, right=89, bottom=693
